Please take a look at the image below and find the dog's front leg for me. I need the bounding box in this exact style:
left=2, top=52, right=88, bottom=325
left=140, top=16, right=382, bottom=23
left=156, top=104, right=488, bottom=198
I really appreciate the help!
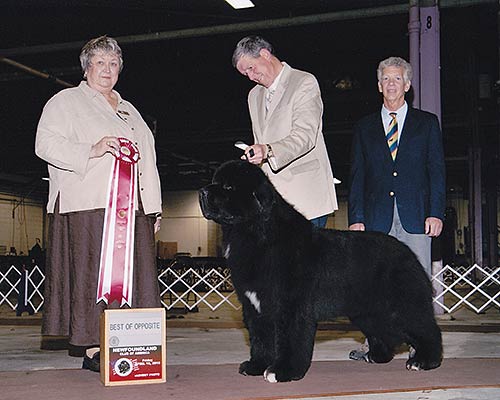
left=264, top=308, right=317, bottom=383
left=239, top=306, right=275, bottom=376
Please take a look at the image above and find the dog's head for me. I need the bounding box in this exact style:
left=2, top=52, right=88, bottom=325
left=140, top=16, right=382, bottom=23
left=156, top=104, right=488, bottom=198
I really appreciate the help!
left=199, top=160, right=276, bottom=225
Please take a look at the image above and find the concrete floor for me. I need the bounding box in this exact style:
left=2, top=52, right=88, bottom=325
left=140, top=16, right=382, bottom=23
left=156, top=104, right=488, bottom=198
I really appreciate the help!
left=1, top=325, right=500, bottom=399
left=3, top=325, right=500, bottom=371
left=294, top=388, right=500, bottom=400
left=1, top=304, right=500, bottom=399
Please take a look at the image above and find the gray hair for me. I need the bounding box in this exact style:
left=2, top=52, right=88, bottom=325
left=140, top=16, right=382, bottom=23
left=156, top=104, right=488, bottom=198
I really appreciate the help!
left=232, top=35, right=274, bottom=67
left=80, top=35, right=123, bottom=74
left=377, top=56, right=412, bottom=83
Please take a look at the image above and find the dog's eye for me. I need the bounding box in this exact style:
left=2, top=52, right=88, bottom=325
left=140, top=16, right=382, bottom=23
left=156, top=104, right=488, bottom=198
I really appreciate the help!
left=223, top=184, right=233, bottom=191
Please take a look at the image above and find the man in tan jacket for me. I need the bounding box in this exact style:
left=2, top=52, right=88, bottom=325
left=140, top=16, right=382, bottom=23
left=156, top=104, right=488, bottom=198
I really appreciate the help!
left=232, top=36, right=338, bottom=227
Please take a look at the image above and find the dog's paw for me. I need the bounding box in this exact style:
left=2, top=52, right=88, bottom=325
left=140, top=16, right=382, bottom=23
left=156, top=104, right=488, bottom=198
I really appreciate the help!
left=263, top=368, right=278, bottom=383
left=263, top=365, right=305, bottom=383
left=406, top=357, right=441, bottom=371
left=239, top=360, right=266, bottom=376
left=406, top=359, right=422, bottom=371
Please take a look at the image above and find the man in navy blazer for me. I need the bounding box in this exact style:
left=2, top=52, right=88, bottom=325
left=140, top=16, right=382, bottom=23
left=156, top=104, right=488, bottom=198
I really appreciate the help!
left=348, top=56, right=446, bottom=277
left=347, top=56, right=445, bottom=363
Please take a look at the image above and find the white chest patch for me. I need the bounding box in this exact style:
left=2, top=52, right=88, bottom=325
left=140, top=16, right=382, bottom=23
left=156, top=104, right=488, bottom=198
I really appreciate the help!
left=223, top=244, right=230, bottom=259
left=244, top=290, right=261, bottom=313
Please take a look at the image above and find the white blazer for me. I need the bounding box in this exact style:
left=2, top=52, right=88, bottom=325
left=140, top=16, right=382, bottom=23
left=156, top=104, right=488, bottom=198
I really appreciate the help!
left=247, top=63, right=338, bottom=220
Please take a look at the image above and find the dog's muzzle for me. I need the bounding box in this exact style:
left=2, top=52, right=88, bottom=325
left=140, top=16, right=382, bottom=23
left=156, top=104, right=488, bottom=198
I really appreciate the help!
left=199, top=187, right=214, bottom=219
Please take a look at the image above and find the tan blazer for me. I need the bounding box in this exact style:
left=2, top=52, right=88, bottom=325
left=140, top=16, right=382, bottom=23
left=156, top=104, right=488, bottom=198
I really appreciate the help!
left=247, top=63, right=338, bottom=220
left=35, top=82, right=162, bottom=215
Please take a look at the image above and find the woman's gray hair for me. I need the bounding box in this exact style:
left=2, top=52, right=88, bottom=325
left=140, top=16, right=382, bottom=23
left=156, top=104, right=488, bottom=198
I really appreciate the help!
left=232, top=35, right=274, bottom=67
left=80, top=35, right=123, bottom=74
left=377, top=56, right=413, bottom=83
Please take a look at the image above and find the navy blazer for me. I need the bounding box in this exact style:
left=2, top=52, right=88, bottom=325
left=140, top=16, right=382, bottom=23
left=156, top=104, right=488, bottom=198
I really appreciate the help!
left=348, top=107, right=446, bottom=234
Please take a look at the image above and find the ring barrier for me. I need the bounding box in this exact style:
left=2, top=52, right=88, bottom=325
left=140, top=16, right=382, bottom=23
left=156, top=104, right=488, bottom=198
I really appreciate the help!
left=1, top=258, right=499, bottom=315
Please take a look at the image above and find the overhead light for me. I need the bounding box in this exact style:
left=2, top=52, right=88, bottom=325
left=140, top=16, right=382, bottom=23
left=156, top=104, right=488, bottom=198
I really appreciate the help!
left=225, top=0, right=255, bottom=9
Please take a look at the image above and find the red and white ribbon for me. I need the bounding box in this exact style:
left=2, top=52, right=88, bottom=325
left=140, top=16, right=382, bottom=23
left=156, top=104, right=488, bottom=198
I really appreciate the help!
left=97, top=137, right=139, bottom=307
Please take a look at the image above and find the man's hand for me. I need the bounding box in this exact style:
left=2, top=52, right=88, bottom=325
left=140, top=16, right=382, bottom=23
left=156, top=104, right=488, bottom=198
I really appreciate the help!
left=425, top=217, right=443, bottom=237
left=349, top=223, right=365, bottom=231
left=241, top=144, right=267, bottom=165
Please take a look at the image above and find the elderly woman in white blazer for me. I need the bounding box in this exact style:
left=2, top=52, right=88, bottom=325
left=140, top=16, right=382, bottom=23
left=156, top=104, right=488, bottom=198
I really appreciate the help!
left=35, top=36, right=162, bottom=373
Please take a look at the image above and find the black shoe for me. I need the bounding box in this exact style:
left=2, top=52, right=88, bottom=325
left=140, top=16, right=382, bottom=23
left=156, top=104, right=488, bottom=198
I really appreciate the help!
left=82, top=351, right=100, bottom=372
left=349, top=349, right=370, bottom=362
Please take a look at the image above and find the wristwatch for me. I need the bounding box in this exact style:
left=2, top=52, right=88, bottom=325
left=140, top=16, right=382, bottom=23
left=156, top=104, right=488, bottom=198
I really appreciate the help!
left=266, top=143, right=274, bottom=159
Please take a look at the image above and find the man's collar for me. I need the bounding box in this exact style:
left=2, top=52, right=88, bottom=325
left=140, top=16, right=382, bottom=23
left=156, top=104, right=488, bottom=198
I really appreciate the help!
left=267, top=62, right=285, bottom=92
left=382, top=101, right=407, bottom=116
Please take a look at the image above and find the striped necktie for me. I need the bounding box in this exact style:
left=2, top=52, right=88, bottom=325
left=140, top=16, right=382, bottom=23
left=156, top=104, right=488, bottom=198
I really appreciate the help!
left=386, top=112, right=398, bottom=160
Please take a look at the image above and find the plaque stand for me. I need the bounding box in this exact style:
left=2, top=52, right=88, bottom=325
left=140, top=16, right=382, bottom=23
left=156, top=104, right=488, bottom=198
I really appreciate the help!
left=100, top=308, right=166, bottom=386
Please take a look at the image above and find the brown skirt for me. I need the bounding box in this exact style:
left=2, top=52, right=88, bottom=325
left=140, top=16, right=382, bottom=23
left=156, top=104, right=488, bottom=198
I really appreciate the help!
left=41, top=200, right=161, bottom=349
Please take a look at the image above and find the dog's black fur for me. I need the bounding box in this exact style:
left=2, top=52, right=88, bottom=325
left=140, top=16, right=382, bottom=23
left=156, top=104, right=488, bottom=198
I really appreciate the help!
left=199, top=160, right=442, bottom=383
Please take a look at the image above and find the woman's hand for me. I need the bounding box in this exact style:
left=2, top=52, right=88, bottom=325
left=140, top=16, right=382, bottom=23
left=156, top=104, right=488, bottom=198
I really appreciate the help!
left=90, top=136, right=120, bottom=159
left=154, top=217, right=161, bottom=233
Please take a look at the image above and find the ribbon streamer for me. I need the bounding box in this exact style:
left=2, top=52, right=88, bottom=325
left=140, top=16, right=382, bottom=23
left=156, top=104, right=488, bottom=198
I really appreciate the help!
left=97, top=138, right=139, bottom=307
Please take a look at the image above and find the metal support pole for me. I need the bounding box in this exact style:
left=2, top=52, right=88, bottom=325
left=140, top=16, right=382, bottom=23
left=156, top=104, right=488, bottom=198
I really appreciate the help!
left=408, top=0, right=421, bottom=108
left=419, top=1, right=442, bottom=124
left=496, top=5, right=500, bottom=267
left=486, top=164, right=498, bottom=266
left=0, top=1, right=496, bottom=58
left=0, top=57, right=74, bottom=88
left=467, top=50, right=483, bottom=267
left=469, top=147, right=483, bottom=267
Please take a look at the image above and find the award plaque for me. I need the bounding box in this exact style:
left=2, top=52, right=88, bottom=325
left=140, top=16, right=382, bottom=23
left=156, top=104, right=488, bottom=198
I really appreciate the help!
left=100, top=308, right=166, bottom=386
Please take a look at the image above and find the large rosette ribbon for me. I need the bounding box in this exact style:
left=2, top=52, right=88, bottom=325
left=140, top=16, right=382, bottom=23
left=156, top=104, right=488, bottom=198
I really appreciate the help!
left=97, top=137, right=139, bottom=306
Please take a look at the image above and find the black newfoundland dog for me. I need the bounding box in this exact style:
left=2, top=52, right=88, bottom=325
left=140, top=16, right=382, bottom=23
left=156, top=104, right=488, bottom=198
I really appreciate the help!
left=199, top=160, right=442, bottom=383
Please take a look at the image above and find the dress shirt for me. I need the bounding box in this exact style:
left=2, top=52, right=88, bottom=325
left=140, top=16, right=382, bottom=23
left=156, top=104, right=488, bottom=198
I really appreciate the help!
left=265, top=63, right=284, bottom=111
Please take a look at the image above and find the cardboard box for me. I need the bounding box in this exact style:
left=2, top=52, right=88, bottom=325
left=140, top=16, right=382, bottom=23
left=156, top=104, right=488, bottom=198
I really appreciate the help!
left=100, top=308, right=166, bottom=386
left=157, top=241, right=177, bottom=259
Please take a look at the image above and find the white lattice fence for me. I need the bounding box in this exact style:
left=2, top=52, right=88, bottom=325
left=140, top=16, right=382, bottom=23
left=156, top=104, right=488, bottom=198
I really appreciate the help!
left=0, top=265, right=45, bottom=313
left=1, top=261, right=500, bottom=315
left=158, top=260, right=240, bottom=311
left=432, top=264, right=500, bottom=313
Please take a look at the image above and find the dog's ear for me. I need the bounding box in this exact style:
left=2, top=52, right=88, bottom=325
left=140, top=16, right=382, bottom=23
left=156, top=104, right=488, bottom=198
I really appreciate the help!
left=252, top=180, right=275, bottom=215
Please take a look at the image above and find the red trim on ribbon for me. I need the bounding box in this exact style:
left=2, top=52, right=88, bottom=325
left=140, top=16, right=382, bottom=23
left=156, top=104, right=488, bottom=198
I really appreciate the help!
left=97, top=138, right=139, bottom=306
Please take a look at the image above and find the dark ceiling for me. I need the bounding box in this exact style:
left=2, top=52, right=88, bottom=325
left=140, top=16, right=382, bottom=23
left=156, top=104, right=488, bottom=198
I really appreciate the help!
left=0, top=0, right=499, bottom=201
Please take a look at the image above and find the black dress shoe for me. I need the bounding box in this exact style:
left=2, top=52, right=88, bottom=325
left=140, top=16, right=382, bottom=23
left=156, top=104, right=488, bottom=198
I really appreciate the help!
left=349, top=349, right=370, bottom=362
left=82, top=351, right=100, bottom=372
